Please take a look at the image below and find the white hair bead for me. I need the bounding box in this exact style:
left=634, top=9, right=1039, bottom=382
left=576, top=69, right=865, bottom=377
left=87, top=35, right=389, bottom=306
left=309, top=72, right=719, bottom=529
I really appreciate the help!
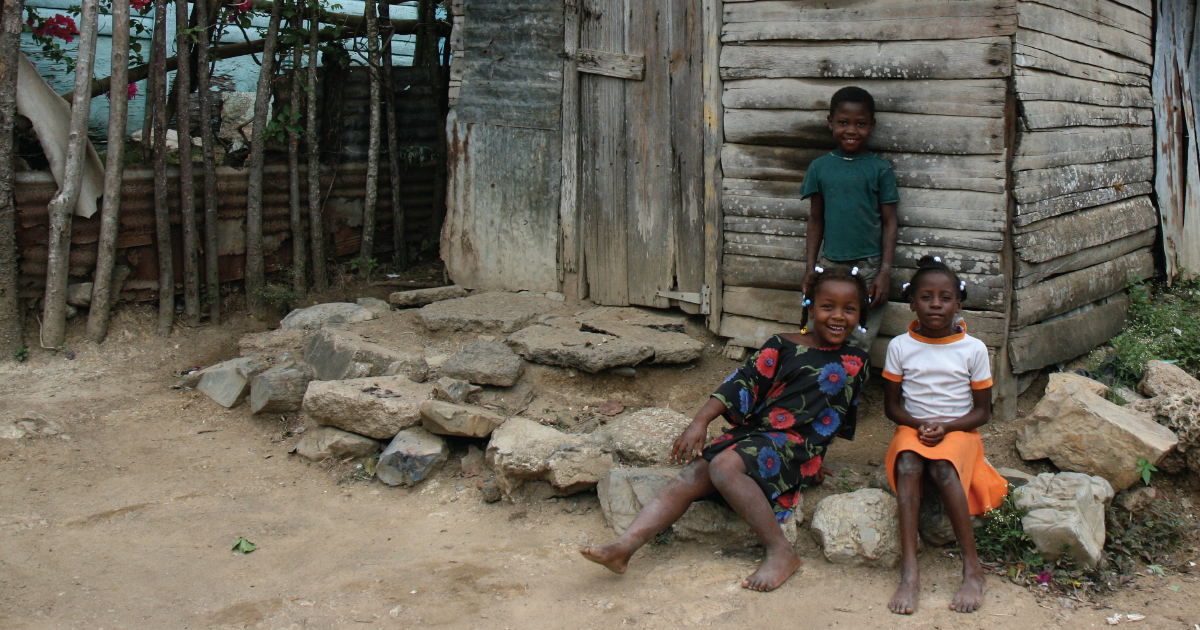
left=959, top=280, right=966, bottom=290
left=902, top=282, right=909, bottom=290
left=814, top=266, right=824, bottom=273
left=933, top=256, right=942, bottom=263
left=851, top=266, right=859, bottom=275
left=857, top=325, right=868, bottom=333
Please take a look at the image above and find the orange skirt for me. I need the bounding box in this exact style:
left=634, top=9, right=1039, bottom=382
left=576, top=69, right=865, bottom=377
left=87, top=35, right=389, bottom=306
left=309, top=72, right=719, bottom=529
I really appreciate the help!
left=884, top=426, right=1008, bottom=516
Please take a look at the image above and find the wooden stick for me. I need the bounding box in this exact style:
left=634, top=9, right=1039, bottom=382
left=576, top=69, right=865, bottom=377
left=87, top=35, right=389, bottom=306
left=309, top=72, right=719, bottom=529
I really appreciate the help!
left=41, top=0, right=100, bottom=348
left=0, top=0, right=26, bottom=359
left=151, top=0, right=173, bottom=335
left=86, top=0, right=131, bottom=343
left=176, top=0, right=199, bottom=326
left=422, top=0, right=446, bottom=243
left=140, top=30, right=157, bottom=163
left=381, top=0, right=405, bottom=270
left=244, top=0, right=283, bottom=312
left=306, top=1, right=327, bottom=291
left=197, top=0, right=220, bottom=324
left=288, top=10, right=307, bottom=292
left=359, top=0, right=381, bottom=278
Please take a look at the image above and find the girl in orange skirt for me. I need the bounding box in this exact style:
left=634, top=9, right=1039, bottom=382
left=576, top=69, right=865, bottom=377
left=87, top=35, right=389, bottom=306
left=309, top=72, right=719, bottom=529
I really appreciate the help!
left=880, top=256, right=1008, bottom=615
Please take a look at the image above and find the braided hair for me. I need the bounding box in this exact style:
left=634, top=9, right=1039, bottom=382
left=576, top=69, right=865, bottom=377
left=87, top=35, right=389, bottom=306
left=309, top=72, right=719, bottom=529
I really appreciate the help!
left=900, top=255, right=968, bottom=303
left=800, top=265, right=871, bottom=331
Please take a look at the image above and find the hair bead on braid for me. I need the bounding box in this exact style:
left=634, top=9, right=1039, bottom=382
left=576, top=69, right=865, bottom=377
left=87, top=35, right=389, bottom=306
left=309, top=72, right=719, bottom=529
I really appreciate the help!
left=900, top=255, right=969, bottom=303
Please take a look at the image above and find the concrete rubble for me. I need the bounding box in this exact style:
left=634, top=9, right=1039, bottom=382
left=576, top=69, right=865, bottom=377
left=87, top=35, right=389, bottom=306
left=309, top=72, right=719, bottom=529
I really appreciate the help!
left=1130, top=390, right=1200, bottom=473
left=291, top=426, right=381, bottom=461
left=485, top=417, right=616, bottom=499
left=1045, top=372, right=1109, bottom=397
left=302, top=376, right=434, bottom=440
left=1113, top=486, right=1157, bottom=512
left=304, top=328, right=429, bottom=383
left=419, top=400, right=507, bottom=438
left=1017, top=380, right=1177, bottom=492
left=376, top=427, right=449, bottom=487
left=280, top=302, right=376, bottom=331
left=810, top=489, right=902, bottom=567
left=1139, top=360, right=1200, bottom=398
left=356, top=297, right=392, bottom=316
left=441, top=340, right=525, bottom=387
left=433, top=376, right=480, bottom=404
left=506, top=307, right=702, bottom=373
left=1014, top=472, right=1114, bottom=568
left=389, top=285, right=468, bottom=308
left=416, top=292, right=561, bottom=334
left=195, top=355, right=271, bottom=408
left=238, top=329, right=311, bottom=358
left=590, top=407, right=693, bottom=466
left=250, top=362, right=315, bottom=414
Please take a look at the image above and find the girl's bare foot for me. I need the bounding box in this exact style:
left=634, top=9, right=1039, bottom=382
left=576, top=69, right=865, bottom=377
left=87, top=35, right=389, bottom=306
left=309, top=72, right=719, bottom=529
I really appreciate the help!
left=741, top=545, right=802, bottom=592
left=580, top=544, right=632, bottom=574
left=889, top=563, right=919, bottom=614
left=950, top=568, right=986, bottom=613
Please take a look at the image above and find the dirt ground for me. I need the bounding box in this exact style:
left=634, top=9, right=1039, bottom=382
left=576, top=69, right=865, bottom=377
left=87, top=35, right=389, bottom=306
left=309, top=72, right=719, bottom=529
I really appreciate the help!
left=4, top=283, right=1200, bottom=630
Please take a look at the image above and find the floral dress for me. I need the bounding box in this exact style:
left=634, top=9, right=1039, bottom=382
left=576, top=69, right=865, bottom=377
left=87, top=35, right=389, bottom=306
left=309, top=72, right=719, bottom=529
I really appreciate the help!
left=703, top=335, right=869, bottom=523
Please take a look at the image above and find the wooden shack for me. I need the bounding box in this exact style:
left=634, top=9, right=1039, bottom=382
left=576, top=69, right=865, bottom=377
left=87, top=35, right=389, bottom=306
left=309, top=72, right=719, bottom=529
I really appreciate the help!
left=442, top=0, right=1159, bottom=417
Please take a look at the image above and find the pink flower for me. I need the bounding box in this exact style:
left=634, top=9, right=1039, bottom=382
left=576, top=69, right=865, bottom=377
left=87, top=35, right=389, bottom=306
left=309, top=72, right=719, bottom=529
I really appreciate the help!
left=1036, top=571, right=1051, bottom=584
left=106, top=83, right=139, bottom=101
left=32, top=14, right=79, bottom=43
left=130, top=0, right=150, bottom=10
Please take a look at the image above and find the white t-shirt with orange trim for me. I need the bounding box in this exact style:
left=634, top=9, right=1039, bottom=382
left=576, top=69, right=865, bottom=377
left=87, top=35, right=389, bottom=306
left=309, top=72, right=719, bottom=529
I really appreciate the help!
left=881, top=321, right=993, bottom=423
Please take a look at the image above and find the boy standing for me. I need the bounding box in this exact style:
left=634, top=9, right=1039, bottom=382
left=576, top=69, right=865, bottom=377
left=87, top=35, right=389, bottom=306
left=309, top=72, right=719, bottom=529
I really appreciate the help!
left=800, top=86, right=899, bottom=352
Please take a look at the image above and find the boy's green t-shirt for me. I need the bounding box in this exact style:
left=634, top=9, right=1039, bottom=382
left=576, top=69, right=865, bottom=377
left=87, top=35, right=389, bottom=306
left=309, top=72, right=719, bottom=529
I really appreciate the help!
left=799, top=150, right=900, bottom=261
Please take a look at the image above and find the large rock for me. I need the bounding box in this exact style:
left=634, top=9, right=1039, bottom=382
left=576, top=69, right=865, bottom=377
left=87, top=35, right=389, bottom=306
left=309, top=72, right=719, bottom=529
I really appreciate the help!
left=356, top=297, right=391, bottom=316
left=304, top=328, right=429, bottom=382
left=249, top=363, right=315, bottom=414
left=389, top=285, right=468, bottom=308
left=196, top=356, right=271, bottom=408
left=596, top=467, right=800, bottom=547
left=1045, top=372, right=1108, bottom=397
left=506, top=307, right=703, bottom=373
left=291, top=426, right=381, bottom=461
left=302, top=376, right=434, bottom=439
left=810, top=489, right=902, bottom=567
left=1140, top=360, right=1200, bottom=397
left=1014, top=472, right=1113, bottom=568
left=279, top=302, right=376, bottom=331
left=419, top=400, right=506, bottom=438
left=1130, top=391, right=1200, bottom=472
left=485, top=417, right=616, bottom=498
left=591, top=407, right=693, bottom=466
left=441, top=340, right=525, bottom=387
left=433, top=376, right=479, bottom=404
left=1017, top=381, right=1178, bottom=491
left=67, top=282, right=94, bottom=307
left=416, top=292, right=561, bottom=334
left=376, top=427, right=448, bottom=487
left=238, top=329, right=311, bottom=358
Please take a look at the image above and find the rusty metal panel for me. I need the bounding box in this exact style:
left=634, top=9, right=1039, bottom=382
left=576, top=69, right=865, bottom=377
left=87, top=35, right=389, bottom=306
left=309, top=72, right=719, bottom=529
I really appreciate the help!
left=456, top=0, right=565, bottom=130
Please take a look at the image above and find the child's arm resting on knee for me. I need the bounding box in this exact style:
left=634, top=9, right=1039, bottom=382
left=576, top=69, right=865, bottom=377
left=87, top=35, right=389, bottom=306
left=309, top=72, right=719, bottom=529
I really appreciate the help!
left=673, top=398, right=726, bottom=464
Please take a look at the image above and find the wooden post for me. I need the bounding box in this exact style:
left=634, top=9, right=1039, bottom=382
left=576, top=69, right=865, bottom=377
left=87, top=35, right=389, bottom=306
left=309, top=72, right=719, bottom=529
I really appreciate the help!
left=151, top=0, right=174, bottom=335
left=42, top=0, right=100, bottom=348
left=0, top=0, right=26, bottom=359
left=1154, top=0, right=1185, bottom=281
left=993, top=83, right=1020, bottom=422
left=176, top=0, right=199, bottom=326
left=245, top=0, right=284, bottom=311
left=288, top=12, right=308, bottom=292
left=557, top=0, right=583, bottom=299
left=86, top=0, right=131, bottom=343
left=140, top=32, right=157, bottom=163
left=422, top=0, right=446, bottom=243
left=196, top=0, right=221, bottom=324
left=306, top=3, right=327, bottom=291
left=359, top=0, right=381, bottom=277
left=701, top=0, right=724, bottom=333
left=381, top=0, right=406, bottom=271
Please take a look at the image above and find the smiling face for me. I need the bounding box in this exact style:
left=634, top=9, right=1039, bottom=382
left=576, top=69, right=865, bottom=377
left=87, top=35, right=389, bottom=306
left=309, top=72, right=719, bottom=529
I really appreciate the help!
left=809, top=279, right=863, bottom=347
left=828, top=101, right=874, bottom=155
left=909, top=272, right=962, bottom=337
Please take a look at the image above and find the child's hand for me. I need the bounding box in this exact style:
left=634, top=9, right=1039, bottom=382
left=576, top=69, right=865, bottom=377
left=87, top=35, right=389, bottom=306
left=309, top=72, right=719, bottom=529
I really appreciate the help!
left=918, top=422, right=945, bottom=447
left=671, top=421, right=709, bottom=465
left=870, top=269, right=891, bottom=306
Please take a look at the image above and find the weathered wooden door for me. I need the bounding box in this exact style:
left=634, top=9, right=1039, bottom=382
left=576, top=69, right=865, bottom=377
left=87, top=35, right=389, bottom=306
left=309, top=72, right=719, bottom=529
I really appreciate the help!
left=570, top=0, right=705, bottom=310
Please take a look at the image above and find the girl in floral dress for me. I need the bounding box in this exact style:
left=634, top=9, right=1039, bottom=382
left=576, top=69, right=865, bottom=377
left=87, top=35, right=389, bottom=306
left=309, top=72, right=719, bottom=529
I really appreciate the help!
left=581, top=266, right=871, bottom=592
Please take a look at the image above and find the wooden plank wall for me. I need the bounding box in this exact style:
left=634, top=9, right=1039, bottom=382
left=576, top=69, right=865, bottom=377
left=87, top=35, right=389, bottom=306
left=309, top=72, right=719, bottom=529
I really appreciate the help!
left=1008, top=0, right=1157, bottom=373
left=716, top=0, right=1016, bottom=365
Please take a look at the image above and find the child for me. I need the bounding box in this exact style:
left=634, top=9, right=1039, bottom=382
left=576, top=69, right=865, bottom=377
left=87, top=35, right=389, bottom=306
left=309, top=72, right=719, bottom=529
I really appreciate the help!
left=581, top=267, right=871, bottom=592
left=881, top=256, right=1009, bottom=615
left=800, top=86, right=899, bottom=352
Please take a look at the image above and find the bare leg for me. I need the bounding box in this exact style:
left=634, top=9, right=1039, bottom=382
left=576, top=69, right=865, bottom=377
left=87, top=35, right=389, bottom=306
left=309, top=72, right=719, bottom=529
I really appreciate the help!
left=927, top=460, right=986, bottom=613
left=708, top=450, right=801, bottom=592
left=890, top=451, right=923, bottom=615
left=580, top=459, right=716, bottom=574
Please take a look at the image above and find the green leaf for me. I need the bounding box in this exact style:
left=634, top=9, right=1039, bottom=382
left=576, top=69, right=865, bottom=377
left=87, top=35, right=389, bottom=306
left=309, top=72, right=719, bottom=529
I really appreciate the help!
left=232, top=537, right=257, bottom=554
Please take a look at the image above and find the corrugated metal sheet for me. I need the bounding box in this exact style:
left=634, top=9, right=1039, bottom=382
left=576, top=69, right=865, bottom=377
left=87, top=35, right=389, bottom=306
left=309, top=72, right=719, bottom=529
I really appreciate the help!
left=14, top=161, right=438, bottom=299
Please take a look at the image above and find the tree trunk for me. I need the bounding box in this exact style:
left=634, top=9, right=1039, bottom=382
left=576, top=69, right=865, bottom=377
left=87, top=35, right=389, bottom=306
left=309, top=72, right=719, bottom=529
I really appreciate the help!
left=413, top=0, right=429, bottom=67
left=306, top=4, right=327, bottom=291
left=197, top=0, right=220, bottom=324
left=176, top=0, right=199, bottom=326
left=0, top=0, right=26, bottom=360
left=381, top=0, right=405, bottom=271
left=423, top=0, right=446, bottom=243
left=244, top=0, right=283, bottom=313
left=140, top=32, right=157, bottom=163
left=288, top=13, right=307, bottom=293
left=152, top=0, right=173, bottom=335
left=359, top=0, right=381, bottom=278
left=86, top=0, right=130, bottom=343
left=41, top=0, right=100, bottom=348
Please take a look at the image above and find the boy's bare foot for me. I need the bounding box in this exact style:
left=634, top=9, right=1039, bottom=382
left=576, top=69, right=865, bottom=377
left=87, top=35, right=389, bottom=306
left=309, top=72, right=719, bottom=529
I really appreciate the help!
left=889, top=566, right=919, bottom=614
left=741, top=545, right=801, bottom=592
left=580, top=544, right=631, bottom=574
left=950, top=568, right=986, bottom=613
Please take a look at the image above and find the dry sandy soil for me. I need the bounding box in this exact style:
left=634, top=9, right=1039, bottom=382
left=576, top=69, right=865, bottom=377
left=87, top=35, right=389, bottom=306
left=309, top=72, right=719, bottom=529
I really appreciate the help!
left=3, top=283, right=1200, bottom=630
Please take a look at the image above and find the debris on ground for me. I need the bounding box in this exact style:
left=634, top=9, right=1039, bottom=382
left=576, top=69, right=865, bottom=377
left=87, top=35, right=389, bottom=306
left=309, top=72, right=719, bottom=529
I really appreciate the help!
left=460, top=445, right=487, bottom=478
left=433, top=376, right=480, bottom=404
left=596, top=400, right=624, bottom=416
left=1014, top=472, right=1113, bottom=568
left=1113, top=486, right=1157, bottom=512
left=441, top=340, right=525, bottom=387
left=231, top=537, right=257, bottom=554
left=376, top=427, right=449, bottom=487
left=810, top=488, right=902, bottom=567
left=195, top=355, right=271, bottom=408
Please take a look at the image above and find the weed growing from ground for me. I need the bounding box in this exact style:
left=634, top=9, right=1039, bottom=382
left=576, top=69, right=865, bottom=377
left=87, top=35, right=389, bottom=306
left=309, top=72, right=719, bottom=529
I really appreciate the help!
left=1097, top=277, right=1200, bottom=386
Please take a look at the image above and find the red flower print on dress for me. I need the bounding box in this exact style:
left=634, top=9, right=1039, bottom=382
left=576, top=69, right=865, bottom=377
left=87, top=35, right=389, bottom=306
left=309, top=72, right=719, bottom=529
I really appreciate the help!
left=841, top=354, right=863, bottom=377
left=714, top=433, right=733, bottom=444
left=800, top=455, right=823, bottom=478
left=755, top=347, right=779, bottom=378
left=776, top=490, right=800, bottom=509
left=767, top=408, right=795, bottom=430
left=785, top=432, right=805, bottom=445
left=766, top=381, right=785, bottom=400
